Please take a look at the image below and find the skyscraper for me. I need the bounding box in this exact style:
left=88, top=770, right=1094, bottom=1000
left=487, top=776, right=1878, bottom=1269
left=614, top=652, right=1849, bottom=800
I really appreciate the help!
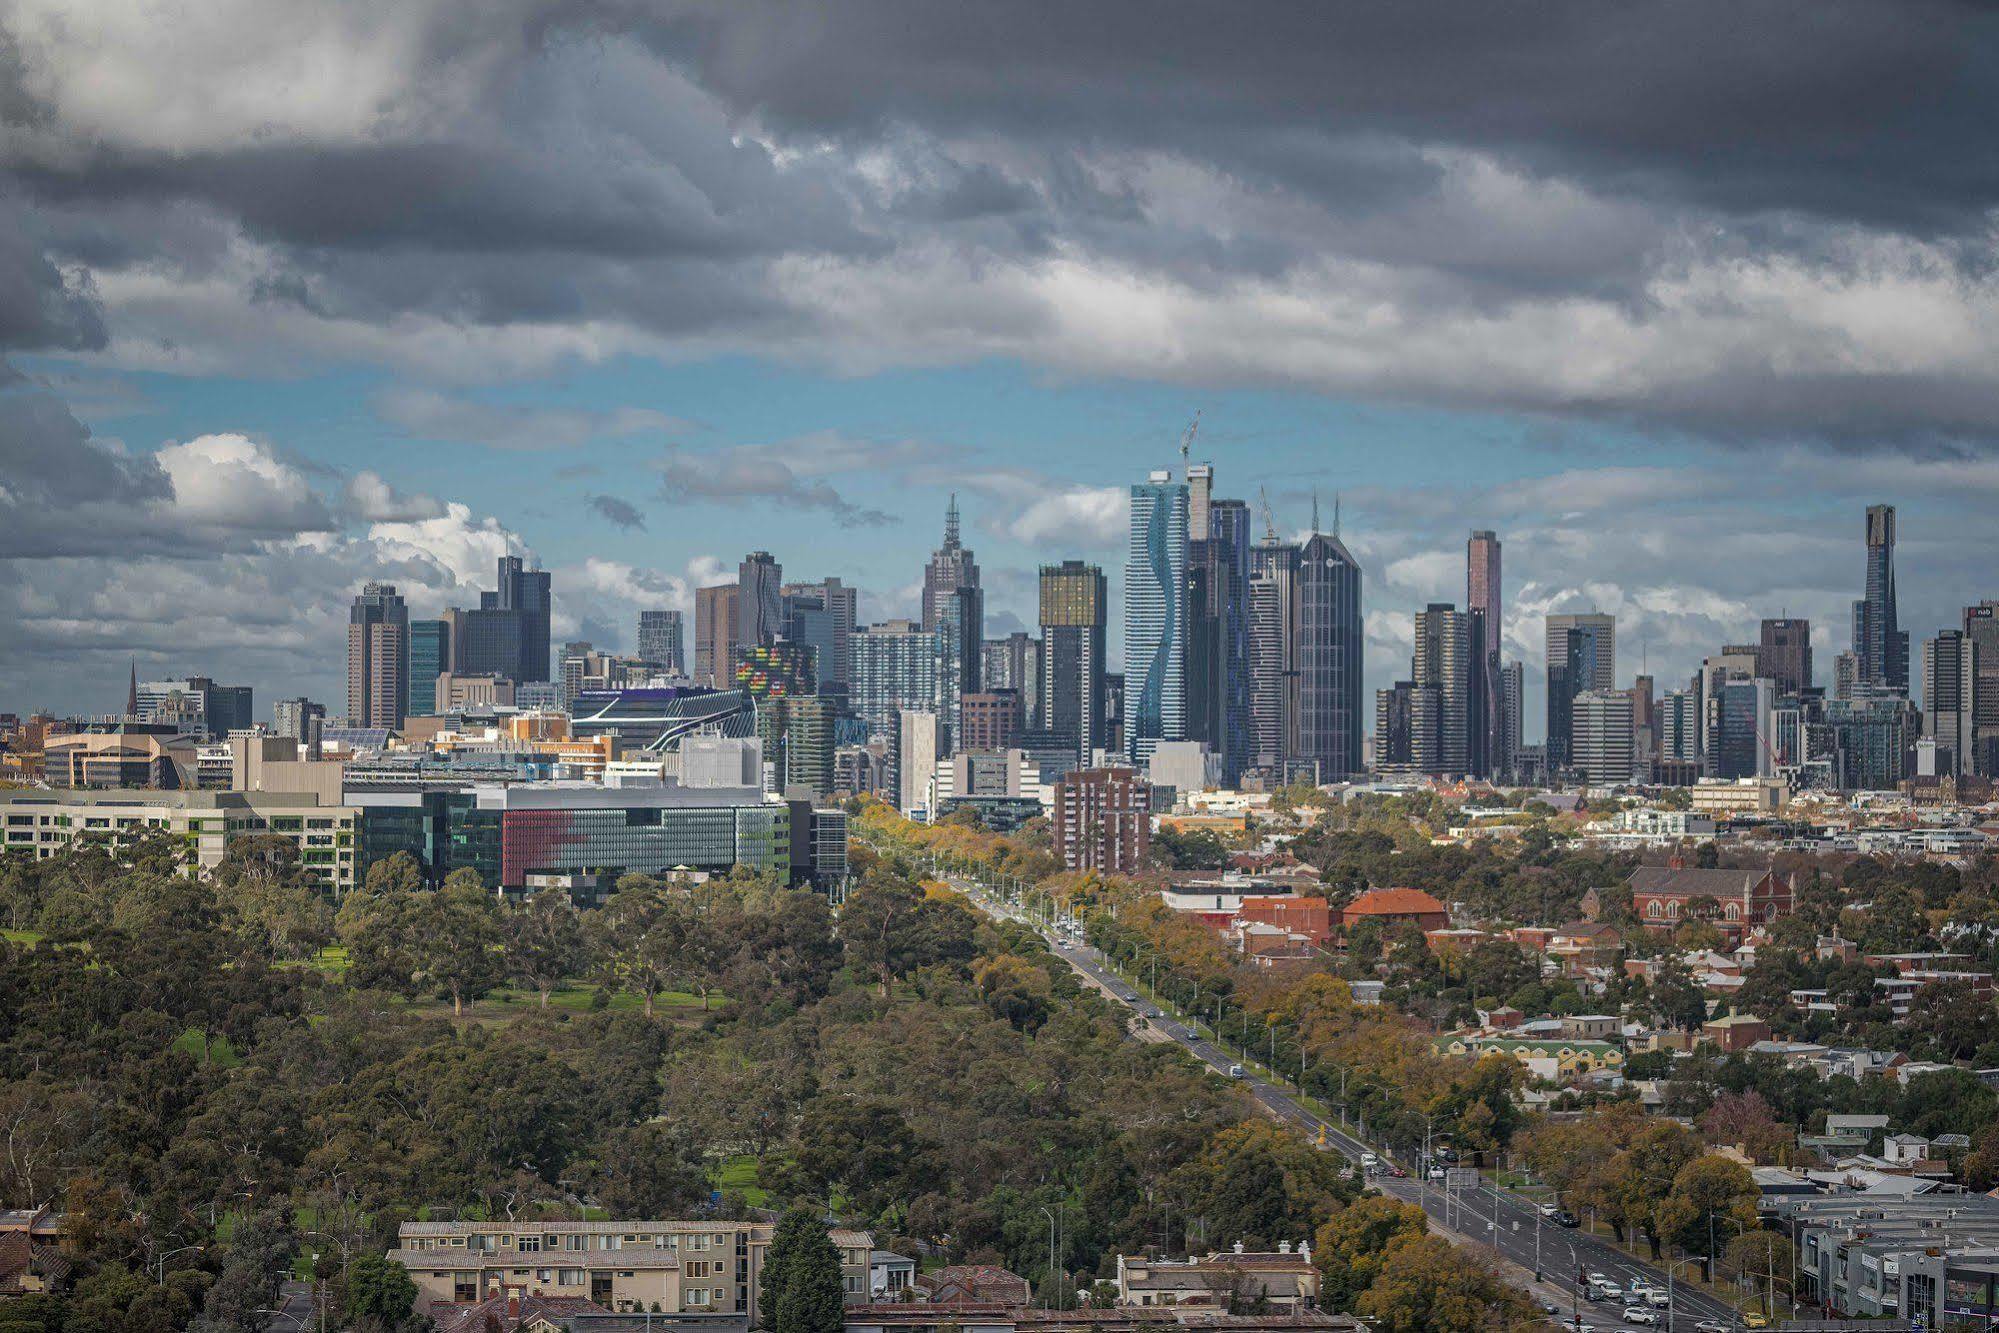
left=1498, top=660, right=1524, bottom=777
left=1544, top=612, right=1615, bottom=770
left=920, top=495, right=981, bottom=632
left=1712, top=677, right=1775, bottom=779
left=637, top=610, right=685, bottom=673
left=933, top=584, right=983, bottom=750
left=1187, top=496, right=1251, bottom=784
left=407, top=619, right=450, bottom=717
left=1295, top=529, right=1365, bottom=781
left=981, top=631, right=1039, bottom=731
left=694, top=583, right=738, bottom=686
left=1572, top=689, right=1636, bottom=786
left=1853, top=504, right=1908, bottom=695
left=736, top=552, right=782, bottom=651
left=1039, top=560, right=1108, bottom=761
left=1757, top=617, right=1813, bottom=697
left=1125, top=471, right=1189, bottom=764
left=1411, top=603, right=1473, bottom=776
left=489, top=555, right=552, bottom=681
left=1466, top=530, right=1502, bottom=777
left=1963, top=602, right=1999, bottom=775
left=1248, top=537, right=1301, bottom=777
left=780, top=578, right=855, bottom=691
left=347, top=582, right=409, bottom=729
left=1373, top=681, right=1417, bottom=772
left=851, top=621, right=938, bottom=738
left=1923, top=630, right=1977, bottom=777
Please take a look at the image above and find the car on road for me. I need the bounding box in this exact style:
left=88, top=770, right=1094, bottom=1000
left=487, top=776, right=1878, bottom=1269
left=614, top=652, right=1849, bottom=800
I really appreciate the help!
left=1388, top=1164, right=1408, bottom=1178
left=1226, top=1063, right=1245, bottom=1078
left=1693, top=1322, right=1731, bottom=1333
left=1427, top=1166, right=1445, bottom=1180
left=1360, top=1152, right=1381, bottom=1172
left=1539, top=1203, right=1561, bottom=1219
left=1740, top=1316, right=1768, bottom=1329
left=1436, top=1146, right=1459, bottom=1163
left=1619, top=1308, right=1658, bottom=1326
left=1555, top=1210, right=1581, bottom=1228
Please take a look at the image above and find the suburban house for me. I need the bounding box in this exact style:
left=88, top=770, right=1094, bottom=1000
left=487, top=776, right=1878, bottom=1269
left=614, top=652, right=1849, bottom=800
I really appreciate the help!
left=915, top=1265, right=1033, bottom=1306
left=392, top=1220, right=872, bottom=1319
left=1628, top=860, right=1795, bottom=940
left=1338, top=887, right=1448, bottom=934
left=1701, top=1011, right=1773, bottom=1053
left=1433, top=1034, right=1625, bottom=1081
left=1113, top=1245, right=1319, bottom=1310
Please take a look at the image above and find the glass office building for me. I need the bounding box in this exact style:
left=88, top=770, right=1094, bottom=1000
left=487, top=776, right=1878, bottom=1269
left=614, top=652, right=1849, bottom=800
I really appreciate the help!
left=1125, top=472, right=1189, bottom=763
left=407, top=620, right=450, bottom=717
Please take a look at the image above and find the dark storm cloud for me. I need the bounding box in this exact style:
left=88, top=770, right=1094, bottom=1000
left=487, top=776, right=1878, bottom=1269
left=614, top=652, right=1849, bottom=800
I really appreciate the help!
left=588, top=494, right=647, bottom=530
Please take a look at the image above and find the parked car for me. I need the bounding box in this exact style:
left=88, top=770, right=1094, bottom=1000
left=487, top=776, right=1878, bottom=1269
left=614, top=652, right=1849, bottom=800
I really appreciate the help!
left=1388, top=1164, right=1409, bottom=1178
left=1694, top=1322, right=1731, bottom=1333
left=1741, top=1317, right=1769, bottom=1329
left=1539, top=1203, right=1561, bottom=1219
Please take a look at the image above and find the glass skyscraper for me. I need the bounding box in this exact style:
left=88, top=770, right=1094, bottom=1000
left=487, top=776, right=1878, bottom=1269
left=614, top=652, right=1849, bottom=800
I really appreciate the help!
left=1296, top=531, right=1364, bottom=780
left=1188, top=498, right=1251, bottom=785
left=1125, top=472, right=1188, bottom=763
left=1853, top=504, right=1909, bottom=696
left=1038, top=560, right=1107, bottom=760
left=407, top=619, right=450, bottom=717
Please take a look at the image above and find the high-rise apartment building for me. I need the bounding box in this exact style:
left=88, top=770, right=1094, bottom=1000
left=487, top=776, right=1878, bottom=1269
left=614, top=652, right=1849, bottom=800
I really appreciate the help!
left=1374, top=680, right=1417, bottom=772
left=1499, top=660, right=1524, bottom=777
left=736, top=552, right=783, bottom=651
left=1963, top=602, right=1999, bottom=775
left=1466, top=530, right=1502, bottom=777
left=694, top=583, right=738, bottom=687
left=637, top=609, right=685, bottom=674
left=1294, top=530, right=1365, bottom=781
left=851, top=621, right=938, bottom=739
left=893, top=710, right=941, bottom=816
left=1038, top=561, right=1107, bottom=760
left=1248, top=538, right=1300, bottom=778
left=1923, top=630, right=1977, bottom=777
left=1757, top=617, right=1813, bottom=697
left=272, top=697, right=325, bottom=745
left=1712, top=677, right=1775, bottom=779
left=920, top=496, right=981, bottom=633
left=1051, top=766, right=1150, bottom=872
left=1545, top=612, right=1615, bottom=770
left=1660, top=687, right=1701, bottom=766
left=1411, top=603, right=1473, bottom=776
left=958, top=691, right=1022, bottom=754
left=347, top=582, right=409, bottom=729
left=1572, top=688, right=1635, bottom=785
left=407, top=619, right=450, bottom=717
left=1187, top=496, right=1251, bottom=785
left=1853, top=504, right=1908, bottom=695
left=1125, top=472, right=1189, bottom=764
left=981, top=631, right=1038, bottom=732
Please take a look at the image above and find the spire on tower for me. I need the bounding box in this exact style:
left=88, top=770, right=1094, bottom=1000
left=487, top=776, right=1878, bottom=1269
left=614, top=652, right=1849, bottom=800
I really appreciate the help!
left=1333, top=492, right=1342, bottom=539
left=1311, top=488, right=1321, bottom=535
left=126, top=659, right=138, bottom=718
left=943, top=493, right=960, bottom=550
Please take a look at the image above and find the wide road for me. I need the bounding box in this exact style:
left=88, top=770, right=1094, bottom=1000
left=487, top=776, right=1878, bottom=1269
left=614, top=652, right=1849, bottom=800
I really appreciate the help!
left=956, top=877, right=1759, bottom=1333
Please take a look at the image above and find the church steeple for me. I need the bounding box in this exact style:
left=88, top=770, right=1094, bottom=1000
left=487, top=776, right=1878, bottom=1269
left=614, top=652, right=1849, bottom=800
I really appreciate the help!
left=126, top=659, right=139, bottom=717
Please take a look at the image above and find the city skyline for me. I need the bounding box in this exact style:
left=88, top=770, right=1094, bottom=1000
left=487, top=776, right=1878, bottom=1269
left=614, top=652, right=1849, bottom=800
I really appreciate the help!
left=6, top=7, right=1999, bottom=740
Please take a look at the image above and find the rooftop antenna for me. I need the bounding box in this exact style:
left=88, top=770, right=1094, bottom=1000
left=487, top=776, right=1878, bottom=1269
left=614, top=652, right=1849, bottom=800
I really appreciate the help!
left=944, top=493, right=960, bottom=549
left=1311, top=488, right=1321, bottom=535
left=1333, top=491, right=1342, bottom=539
left=1179, top=411, right=1202, bottom=465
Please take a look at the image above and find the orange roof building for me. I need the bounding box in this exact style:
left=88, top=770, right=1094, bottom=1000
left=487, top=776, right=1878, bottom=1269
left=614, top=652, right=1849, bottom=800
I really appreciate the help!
left=1339, top=887, right=1448, bottom=932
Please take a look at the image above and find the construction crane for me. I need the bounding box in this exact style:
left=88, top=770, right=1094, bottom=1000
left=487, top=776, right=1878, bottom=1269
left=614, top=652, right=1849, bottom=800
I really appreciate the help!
left=1258, top=486, right=1278, bottom=542
left=1179, top=411, right=1202, bottom=463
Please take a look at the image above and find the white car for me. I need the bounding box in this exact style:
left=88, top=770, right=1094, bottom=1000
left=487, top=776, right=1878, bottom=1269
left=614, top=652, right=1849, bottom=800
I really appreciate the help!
left=1620, top=1309, right=1658, bottom=1327
left=1694, top=1322, right=1731, bottom=1333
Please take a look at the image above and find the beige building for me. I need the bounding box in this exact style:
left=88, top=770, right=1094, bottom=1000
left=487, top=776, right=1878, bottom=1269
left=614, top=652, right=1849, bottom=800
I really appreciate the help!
left=1113, top=1246, right=1318, bottom=1310
left=0, top=789, right=359, bottom=894
left=393, top=1219, right=873, bottom=1318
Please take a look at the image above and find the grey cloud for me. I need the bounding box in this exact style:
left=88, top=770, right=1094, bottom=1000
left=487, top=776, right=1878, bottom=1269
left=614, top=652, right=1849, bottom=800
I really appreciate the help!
left=374, top=386, right=686, bottom=450
left=655, top=442, right=897, bottom=528
left=587, top=493, right=647, bottom=530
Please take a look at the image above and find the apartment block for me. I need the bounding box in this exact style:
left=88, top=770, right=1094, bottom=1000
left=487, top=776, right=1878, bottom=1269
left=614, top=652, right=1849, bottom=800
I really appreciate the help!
left=392, top=1219, right=872, bottom=1318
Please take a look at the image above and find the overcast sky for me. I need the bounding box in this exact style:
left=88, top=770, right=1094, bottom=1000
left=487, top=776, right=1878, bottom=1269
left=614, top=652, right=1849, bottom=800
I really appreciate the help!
left=6, top=2, right=1999, bottom=733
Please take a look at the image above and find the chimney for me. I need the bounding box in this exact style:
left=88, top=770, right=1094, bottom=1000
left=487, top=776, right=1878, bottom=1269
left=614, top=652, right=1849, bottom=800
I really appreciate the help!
left=1667, top=853, right=1686, bottom=871
left=1277, top=1240, right=1291, bottom=1254
left=1233, top=1241, right=1244, bottom=1255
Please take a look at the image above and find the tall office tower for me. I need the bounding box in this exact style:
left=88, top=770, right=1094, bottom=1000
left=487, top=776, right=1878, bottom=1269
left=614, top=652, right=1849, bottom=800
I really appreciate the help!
left=920, top=495, right=981, bottom=632
left=1923, top=630, right=1977, bottom=776
left=1411, top=603, right=1473, bottom=776
left=487, top=555, right=552, bottom=681
left=1466, top=530, right=1502, bottom=777
left=981, top=631, right=1039, bottom=731
left=1630, top=674, right=1658, bottom=776
left=347, top=582, right=409, bottom=729
left=1757, top=617, right=1813, bottom=696
left=1125, top=471, right=1189, bottom=764
left=637, top=610, right=685, bottom=673
left=851, top=620, right=940, bottom=739
left=1373, top=681, right=1416, bottom=771
left=1296, top=529, right=1365, bottom=781
left=1572, top=689, right=1636, bottom=786
left=1697, top=644, right=1759, bottom=775
left=1713, top=677, right=1775, bottom=779
left=780, top=579, right=856, bottom=700
left=1544, top=612, right=1615, bottom=770
left=1039, top=560, right=1108, bottom=760
left=694, top=583, right=738, bottom=686
left=736, top=552, right=783, bottom=651
left=1248, top=538, right=1301, bottom=776
left=273, top=697, right=324, bottom=743
left=407, top=619, right=450, bottom=717
left=1852, top=504, right=1909, bottom=695
left=958, top=691, right=1022, bottom=753
left=1964, top=602, right=1999, bottom=775
left=932, top=584, right=983, bottom=750
left=1187, top=496, right=1252, bottom=784
left=1499, top=660, right=1524, bottom=777
left=1660, top=687, right=1702, bottom=765
left=758, top=695, right=833, bottom=798
left=1187, top=463, right=1214, bottom=542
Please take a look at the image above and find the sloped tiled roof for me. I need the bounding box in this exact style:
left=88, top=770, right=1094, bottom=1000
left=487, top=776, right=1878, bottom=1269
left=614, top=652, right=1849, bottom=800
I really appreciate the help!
left=1342, top=887, right=1446, bottom=917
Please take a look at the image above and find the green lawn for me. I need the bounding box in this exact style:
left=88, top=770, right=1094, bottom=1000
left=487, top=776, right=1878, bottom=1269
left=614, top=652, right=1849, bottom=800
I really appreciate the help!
left=1, top=928, right=43, bottom=946
left=395, top=984, right=720, bottom=1024
left=713, top=1155, right=769, bottom=1206
left=173, top=1028, right=243, bottom=1068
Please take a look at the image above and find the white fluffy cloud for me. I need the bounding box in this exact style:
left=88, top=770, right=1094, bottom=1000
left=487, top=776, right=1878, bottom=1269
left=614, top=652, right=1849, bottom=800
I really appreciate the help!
left=154, top=433, right=334, bottom=532
left=1003, top=485, right=1127, bottom=547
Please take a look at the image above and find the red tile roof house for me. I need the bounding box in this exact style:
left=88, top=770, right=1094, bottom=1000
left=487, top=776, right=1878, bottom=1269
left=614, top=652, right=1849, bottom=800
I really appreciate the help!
left=1628, top=860, right=1795, bottom=943
left=1338, top=888, right=1448, bottom=933
left=916, top=1265, right=1033, bottom=1306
